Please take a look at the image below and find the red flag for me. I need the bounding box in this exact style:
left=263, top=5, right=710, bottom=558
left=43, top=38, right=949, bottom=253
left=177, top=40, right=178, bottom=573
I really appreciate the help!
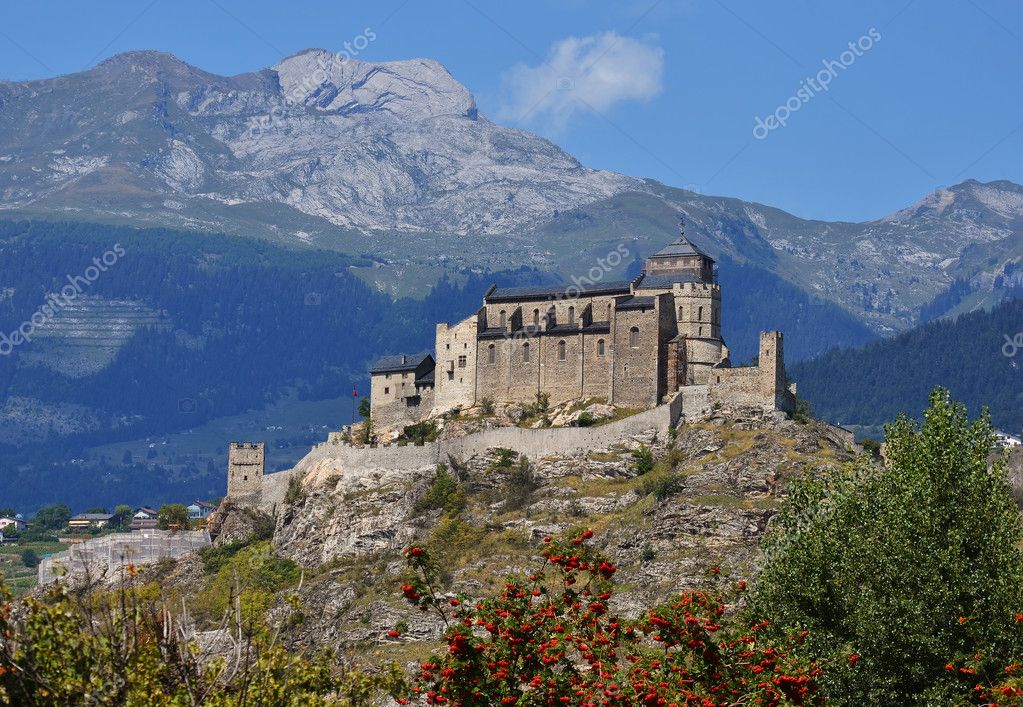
left=353, top=385, right=358, bottom=398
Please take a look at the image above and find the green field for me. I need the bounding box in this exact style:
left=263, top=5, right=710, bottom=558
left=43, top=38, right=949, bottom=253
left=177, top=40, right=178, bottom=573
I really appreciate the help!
left=0, top=541, right=67, bottom=595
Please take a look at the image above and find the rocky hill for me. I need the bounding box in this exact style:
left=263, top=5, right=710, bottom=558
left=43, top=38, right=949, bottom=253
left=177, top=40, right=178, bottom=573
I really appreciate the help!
left=138, top=407, right=857, bottom=657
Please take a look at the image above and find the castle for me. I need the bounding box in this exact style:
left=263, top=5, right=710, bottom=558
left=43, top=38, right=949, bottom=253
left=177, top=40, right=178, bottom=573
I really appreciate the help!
left=369, top=228, right=796, bottom=432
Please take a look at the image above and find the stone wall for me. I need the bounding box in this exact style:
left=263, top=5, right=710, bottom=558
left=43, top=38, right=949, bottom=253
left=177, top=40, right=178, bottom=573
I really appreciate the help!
left=707, top=331, right=795, bottom=413
left=287, top=392, right=685, bottom=490
left=434, top=314, right=481, bottom=412
left=610, top=294, right=667, bottom=408
left=227, top=442, right=265, bottom=498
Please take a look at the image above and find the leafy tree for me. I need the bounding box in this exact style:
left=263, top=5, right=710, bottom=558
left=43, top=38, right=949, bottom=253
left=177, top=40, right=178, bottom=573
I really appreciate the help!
left=31, top=504, right=71, bottom=532
left=112, top=504, right=134, bottom=529
left=398, top=531, right=823, bottom=705
left=748, top=388, right=1023, bottom=704
left=357, top=396, right=371, bottom=419
left=156, top=504, right=190, bottom=530
left=0, top=574, right=404, bottom=704
left=19, top=549, right=39, bottom=568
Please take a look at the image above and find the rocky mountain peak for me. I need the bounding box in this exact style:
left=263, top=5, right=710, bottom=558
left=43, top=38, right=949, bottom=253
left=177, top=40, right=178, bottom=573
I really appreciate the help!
left=880, top=178, right=1023, bottom=224
left=92, top=49, right=213, bottom=83
left=273, top=50, right=477, bottom=121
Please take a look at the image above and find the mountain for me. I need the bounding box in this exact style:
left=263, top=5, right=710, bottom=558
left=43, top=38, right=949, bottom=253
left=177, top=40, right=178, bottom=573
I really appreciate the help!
left=791, top=297, right=1023, bottom=436
left=1, top=50, right=1022, bottom=331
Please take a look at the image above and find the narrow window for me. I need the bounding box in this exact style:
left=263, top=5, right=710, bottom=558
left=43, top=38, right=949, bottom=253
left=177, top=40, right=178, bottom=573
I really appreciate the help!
left=698, top=306, right=703, bottom=321
left=699, top=326, right=704, bottom=337
left=523, top=342, right=530, bottom=362
left=384, top=387, right=389, bottom=394
left=488, top=344, right=496, bottom=364
left=533, top=309, right=540, bottom=326
left=597, top=339, right=605, bottom=356
left=499, top=310, right=507, bottom=328
left=568, top=306, right=575, bottom=324
left=547, top=306, right=556, bottom=327
left=558, top=340, right=566, bottom=361
left=679, top=306, right=684, bottom=320
left=630, top=326, right=640, bottom=348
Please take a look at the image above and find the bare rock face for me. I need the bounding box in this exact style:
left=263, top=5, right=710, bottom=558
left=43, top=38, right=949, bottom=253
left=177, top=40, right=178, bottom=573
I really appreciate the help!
left=207, top=410, right=858, bottom=654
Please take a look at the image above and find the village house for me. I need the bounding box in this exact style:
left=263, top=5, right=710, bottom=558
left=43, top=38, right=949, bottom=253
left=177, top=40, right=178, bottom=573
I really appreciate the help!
left=68, top=513, right=114, bottom=531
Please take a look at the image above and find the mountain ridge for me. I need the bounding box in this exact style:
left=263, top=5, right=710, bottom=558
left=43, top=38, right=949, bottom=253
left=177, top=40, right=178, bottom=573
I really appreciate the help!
left=1, top=50, right=1021, bottom=332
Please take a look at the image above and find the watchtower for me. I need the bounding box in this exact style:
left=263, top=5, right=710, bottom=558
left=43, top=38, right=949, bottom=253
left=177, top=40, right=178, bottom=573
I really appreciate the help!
left=227, top=442, right=265, bottom=499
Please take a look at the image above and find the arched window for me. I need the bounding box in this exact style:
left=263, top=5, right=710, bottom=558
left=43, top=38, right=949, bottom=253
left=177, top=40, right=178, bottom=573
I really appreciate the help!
left=499, top=310, right=507, bottom=328
left=488, top=344, right=496, bottom=364
left=523, top=342, right=530, bottom=362
left=547, top=306, right=556, bottom=327
left=630, top=326, right=640, bottom=348
left=558, top=340, right=566, bottom=361
left=533, top=309, right=540, bottom=326
left=698, top=306, right=703, bottom=321
left=568, top=306, right=575, bottom=324
left=597, top=339, right=605, bottom=356
left=678, top=305, right=684, bottom=320
left=606, top=303, right=612, bottom=321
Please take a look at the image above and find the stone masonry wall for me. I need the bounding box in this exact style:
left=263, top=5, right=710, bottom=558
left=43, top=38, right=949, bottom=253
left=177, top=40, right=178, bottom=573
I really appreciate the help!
left=227, top=442, right=265, bottom=498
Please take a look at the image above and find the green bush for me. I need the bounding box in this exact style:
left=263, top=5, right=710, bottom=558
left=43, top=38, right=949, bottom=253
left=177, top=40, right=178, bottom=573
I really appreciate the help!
left=284, top=474, right=305, bottom=505
left=642, top=474, right=680, bottom=501
left=630, top=445, right=655, bottom=475
left=415, top=464, right=465, bottom=515
left=20, top=549, right=39, bottom=568
left=492, top=447, right=517, bottom=470
left=576, top=411, right=594, bottom=427
left=479, top=397, right=496, bottom=416
left=859, top=437, right=882, bottom=458
left=748, top=388, right=1023, bottom=704
left=193, top=541, right=302, bottom=627
left=401, top=419, right=440, bottom=445
left=503, top=457, right=538, bottom=512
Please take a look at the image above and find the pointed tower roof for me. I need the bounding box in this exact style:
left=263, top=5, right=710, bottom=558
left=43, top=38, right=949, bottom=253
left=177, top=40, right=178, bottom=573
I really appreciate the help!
left=650, top=217, right=713, bottom=261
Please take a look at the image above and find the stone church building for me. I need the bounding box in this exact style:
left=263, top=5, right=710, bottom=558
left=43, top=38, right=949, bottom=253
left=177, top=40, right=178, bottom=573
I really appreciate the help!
left=370, top=231, right=795, bottom=430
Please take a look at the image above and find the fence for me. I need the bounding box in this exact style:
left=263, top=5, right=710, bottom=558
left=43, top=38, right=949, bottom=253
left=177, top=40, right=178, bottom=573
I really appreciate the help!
left=38, top=530, right=211, bottom=585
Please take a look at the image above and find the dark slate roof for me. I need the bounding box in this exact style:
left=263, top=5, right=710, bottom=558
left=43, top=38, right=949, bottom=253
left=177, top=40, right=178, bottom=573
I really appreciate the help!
left=616, top=295, right=657, bottom=311
left=547, top=324, right=582, bottom=335
left=582, top=321, right=611, bottom=334
left=635, top=273, right=702, bottom=289
left=486, top=280, right=633, bottom=303
left=478, top=327, right=510, bottom=340
left=416, top=370, right=435, bottom=386
left=649, top=237, right=713, bottom=260
left=370, top=353, right=433, bottom=374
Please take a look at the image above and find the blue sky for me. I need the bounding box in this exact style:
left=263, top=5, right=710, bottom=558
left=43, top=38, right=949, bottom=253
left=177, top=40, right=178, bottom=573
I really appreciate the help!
left=1, top=0, right=1021, bottom=221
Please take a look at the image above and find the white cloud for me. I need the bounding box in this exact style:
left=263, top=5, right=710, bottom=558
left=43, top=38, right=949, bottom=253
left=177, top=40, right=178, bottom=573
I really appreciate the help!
left=498, top=32, right=664, bottom=131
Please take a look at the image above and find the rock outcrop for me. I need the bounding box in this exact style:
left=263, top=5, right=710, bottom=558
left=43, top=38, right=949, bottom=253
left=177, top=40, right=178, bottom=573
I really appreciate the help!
left=199, top=408, right=857, bottom=654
